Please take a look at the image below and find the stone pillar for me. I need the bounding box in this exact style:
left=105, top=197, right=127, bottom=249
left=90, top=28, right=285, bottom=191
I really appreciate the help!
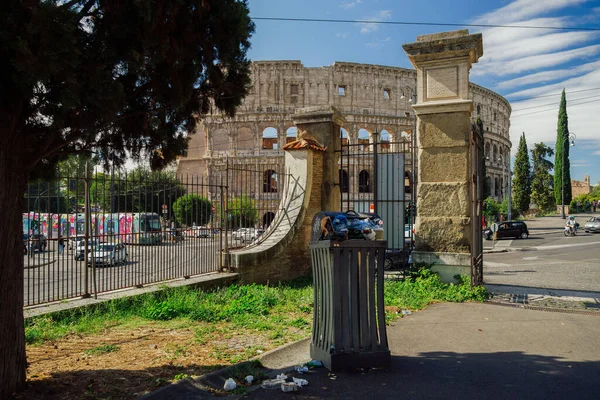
left=294, top=106, right=345, bottom=212
left=402, top=29, right=483, bottom=282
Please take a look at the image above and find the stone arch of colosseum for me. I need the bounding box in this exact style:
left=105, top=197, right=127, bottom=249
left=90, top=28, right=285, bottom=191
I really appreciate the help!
left=178, top=61, right=512, bottom=207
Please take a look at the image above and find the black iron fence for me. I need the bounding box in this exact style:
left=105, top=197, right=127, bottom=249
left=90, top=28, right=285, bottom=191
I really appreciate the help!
left=23, top=168, right=227, bottom=307
left=338, top=134, right=416, bottom=255
left=209, top=158, right=288, bottom=249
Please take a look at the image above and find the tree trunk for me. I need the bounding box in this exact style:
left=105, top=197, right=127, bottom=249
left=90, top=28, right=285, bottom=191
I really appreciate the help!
left=0, top=128, right=28, bottom=398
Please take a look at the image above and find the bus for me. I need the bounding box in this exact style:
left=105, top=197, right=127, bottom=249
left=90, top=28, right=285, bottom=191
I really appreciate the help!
left=23, top=212, right=162, bottom=245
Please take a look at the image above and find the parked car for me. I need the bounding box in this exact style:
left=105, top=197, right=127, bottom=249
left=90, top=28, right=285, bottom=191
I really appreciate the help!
left=483, top=221, right=529, bottom=240
left=75, top=239, right=100, bottom=261
left=239, top=228, right=257, bottom=243
left=88, top=243, right=128, bottom=266
left=251, top=229, right=266, bottom=242
left=584, top=217, right=600, bottom=233
left=27, top=234, right=47, bottom=252
left=194, top=226, right=211, bottom=238
left=383, top=248, right=412, bottom=270
left=232, top=228, right=250, bottom=241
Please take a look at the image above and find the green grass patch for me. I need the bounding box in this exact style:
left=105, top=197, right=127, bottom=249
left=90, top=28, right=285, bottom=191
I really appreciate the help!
left=25, top=270, right=485, bottom=346
left=384, top=266, right=488, bottom=317
left=84, top=344, right=120, bottom=356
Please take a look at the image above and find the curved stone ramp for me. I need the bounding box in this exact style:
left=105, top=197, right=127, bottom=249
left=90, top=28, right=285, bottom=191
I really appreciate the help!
left=229, top=149, right=316, bottom=284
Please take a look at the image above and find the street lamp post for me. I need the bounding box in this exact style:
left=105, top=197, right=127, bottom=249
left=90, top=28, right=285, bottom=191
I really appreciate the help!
left=561, top=132, right=576, bottom=219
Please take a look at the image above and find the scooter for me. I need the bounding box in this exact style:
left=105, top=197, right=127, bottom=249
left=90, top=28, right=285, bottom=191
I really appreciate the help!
left=564, top=225, right=577, bottom=237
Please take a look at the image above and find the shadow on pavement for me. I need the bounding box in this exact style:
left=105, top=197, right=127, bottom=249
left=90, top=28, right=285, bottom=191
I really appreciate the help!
left=243, top=352, right=600, bottom=400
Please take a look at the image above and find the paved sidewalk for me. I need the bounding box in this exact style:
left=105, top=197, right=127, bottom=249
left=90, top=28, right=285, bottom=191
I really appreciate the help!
left=143, top=302, right=600, bottom=399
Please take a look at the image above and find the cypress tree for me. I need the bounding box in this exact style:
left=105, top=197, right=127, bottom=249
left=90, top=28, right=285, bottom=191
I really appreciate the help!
left=553, top=89, right=572, bottom=205
left=513, top=132, right=531, bottom=212
left=531, top=143, right=555, bottom=212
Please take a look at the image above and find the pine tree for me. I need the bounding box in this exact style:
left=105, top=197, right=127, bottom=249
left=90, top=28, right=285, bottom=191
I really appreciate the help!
left=553, top=89, right=572, bottom=206
left=512, top=132, right=531, bottom=212
left=531, top=143, right=555, bottom=212
left=0, top=1, right=254, bottom=396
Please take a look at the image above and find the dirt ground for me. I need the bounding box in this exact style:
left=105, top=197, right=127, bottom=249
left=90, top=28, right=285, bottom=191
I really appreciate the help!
left=17, top=322, right=304, bottom=399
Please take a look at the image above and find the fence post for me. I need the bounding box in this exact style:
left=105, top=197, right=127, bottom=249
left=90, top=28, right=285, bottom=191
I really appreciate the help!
left=220, top=178, right=229, bottom=271
left=83, top=160, right=91, bottom=298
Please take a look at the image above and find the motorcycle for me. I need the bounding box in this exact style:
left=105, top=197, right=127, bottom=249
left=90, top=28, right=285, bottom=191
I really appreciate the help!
left=564, top=224, right=577, bottom=237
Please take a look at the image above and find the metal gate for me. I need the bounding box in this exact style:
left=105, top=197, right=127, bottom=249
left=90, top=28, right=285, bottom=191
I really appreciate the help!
left=470, top=122, right=484, bottom=285
left=338, top=131, right=415, bottom=253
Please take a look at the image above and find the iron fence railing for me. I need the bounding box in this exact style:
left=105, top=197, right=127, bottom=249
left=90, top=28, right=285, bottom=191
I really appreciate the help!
left=23, top=168, right=227, bottom=307
left=338, top=136, right=415, bottom=253
left=209, top=159, right=288, bottom=249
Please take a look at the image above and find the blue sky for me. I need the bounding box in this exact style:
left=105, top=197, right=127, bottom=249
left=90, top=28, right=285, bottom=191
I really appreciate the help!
left=246, top=0, right=600, bottom=184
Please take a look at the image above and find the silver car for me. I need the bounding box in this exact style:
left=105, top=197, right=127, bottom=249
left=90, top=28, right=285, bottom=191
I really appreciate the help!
left=584, top=217, right=600, bottom=233
left=88, top=243, right=128, bottom=266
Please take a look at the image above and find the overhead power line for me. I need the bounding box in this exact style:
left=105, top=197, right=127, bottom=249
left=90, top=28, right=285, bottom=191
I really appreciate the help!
left=508, top=87, right=600, bottom=102
left=511, top=98, right=600, bottom=118
left=512, top=94, right=600, bottom=113
left=250, top=16, right=600, bottom=32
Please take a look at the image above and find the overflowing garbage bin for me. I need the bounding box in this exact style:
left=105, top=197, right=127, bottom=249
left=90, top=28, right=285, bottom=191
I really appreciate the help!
left=309, top=211, right=391, bottom=371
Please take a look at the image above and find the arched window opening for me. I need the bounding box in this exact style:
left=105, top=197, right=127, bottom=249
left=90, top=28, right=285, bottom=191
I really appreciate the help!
left=359, top=170, right=371, bottom=193
left=286, top=127, right=297, bottom=144
left=494, top=177, right=500, bottom=197
left=339, top=169, right=349, bottom=193
left=263, top=170, right=277, bottom=193
left=358, top=129, right=370, bottom=151
left=493, top=144, right=498, bottom=162
left=477, top=104, right=481, bottom=116
left=262, top=127, right=278, bottom=150
left=340, top=128, right=349, bottom=146
left=262, top=212, right=275, bottom=229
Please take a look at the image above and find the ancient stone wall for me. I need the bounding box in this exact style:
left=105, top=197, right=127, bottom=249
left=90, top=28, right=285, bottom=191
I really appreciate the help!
left=178, top=61, right=511, bottom=224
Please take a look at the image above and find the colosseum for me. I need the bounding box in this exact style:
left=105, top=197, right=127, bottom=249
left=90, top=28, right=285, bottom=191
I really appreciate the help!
left=178, top=61, right=512, bottom=226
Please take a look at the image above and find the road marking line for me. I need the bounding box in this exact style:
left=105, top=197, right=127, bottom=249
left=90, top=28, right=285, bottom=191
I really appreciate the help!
left=514, top=241, right=600, bottom=251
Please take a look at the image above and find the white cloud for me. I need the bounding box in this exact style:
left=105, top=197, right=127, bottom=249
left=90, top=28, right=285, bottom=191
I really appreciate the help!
left=477, top=44, right=600, bottom=76
left=496, top=59, right=600, bottom=89
left=340, top=0, right=361, bottom=9
left=359, top=10, right=392, bottom=34
left=473, top=0, right=588, bottom=25
left=365, top=36, right=391, bottom=48
left=336, top=32, right=349, bottom=39
left=468, top=0, right=600, bottom=164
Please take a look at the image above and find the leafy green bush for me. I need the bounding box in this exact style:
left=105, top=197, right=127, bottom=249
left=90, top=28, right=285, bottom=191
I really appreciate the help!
left=384, top=266, right=487, bottom=311
left=172, top=194, right=212, bottom=226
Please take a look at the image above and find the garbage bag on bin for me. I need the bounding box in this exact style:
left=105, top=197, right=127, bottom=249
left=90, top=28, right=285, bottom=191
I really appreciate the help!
left=347, top=217, right=377, bottom=240
left=310, top=212, right=349, bottom=242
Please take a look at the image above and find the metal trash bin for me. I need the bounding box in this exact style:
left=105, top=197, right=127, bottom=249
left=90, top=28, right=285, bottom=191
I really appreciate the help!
left=309, top=238, right=391, bottom=371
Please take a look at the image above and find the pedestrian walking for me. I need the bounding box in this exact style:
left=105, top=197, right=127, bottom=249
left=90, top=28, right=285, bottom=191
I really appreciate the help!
left=58, top=236, right=65, bottom=255
left=593, top=200, right=597, bottom=213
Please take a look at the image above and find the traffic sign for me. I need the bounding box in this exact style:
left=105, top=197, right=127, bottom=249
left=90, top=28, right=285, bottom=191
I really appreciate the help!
left=162, top=204, right=168, bottom=210
left=211, top=206, right=215, bottom=212
left=490, top=223, right=499, bottom=233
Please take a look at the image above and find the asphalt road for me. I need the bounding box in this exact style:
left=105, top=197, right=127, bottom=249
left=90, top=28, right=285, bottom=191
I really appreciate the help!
left=23, top=235, right=234, bottom=306
left=483, top=214, right=600, bottom=297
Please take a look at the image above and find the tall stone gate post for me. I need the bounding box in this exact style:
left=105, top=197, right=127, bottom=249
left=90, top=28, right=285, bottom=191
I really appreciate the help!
left=294, top=106, right=344, bottom=212
left=402, top=30, right=483, bottom=281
